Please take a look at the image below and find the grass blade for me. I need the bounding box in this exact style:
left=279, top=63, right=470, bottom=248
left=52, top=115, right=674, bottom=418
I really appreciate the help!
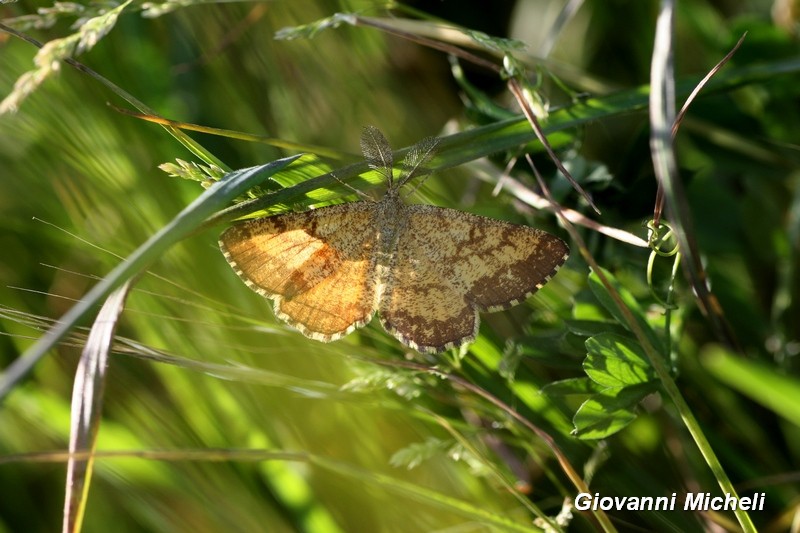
left=62, top=282, right=131, bottom=533
left=0, top=155, right=302, bottom=400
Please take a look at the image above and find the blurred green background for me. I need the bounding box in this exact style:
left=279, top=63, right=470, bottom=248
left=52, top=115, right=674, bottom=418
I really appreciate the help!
left=2, top=0, right=799, bottom=531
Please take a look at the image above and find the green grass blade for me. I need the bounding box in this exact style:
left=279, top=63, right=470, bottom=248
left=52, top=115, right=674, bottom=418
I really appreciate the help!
left=0, top=155, right=302, bottom=401
left=703, top=345, right=800, bottom=427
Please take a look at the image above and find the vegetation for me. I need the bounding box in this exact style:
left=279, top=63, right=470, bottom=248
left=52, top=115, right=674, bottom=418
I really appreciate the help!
left=1, top=1, right=798, bottom=531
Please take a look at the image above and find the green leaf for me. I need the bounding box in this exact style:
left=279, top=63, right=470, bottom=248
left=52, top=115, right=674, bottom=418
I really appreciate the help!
left=542, top=377, right=603, bottom=397
left=573, top=383, right=659, bottom=440
left=588, top=267, right=666, bottom=356
left=584, top=333, right=657, bottom=388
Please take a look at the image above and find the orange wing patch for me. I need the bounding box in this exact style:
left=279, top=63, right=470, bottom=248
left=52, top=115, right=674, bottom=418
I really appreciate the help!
left=220, top=202, right=379, bottom=341
left=219, top=127, right=569, bottom=353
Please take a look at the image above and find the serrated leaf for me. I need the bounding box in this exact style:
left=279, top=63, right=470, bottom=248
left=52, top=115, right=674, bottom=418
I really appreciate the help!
left=573, top=383, right=658, bottom=440
left=584, top=333, right=656, bottom=388
left=542, top=377, right=603, bottom=397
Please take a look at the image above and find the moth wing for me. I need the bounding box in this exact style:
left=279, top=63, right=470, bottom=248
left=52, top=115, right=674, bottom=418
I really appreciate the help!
left=379, top=205, right=568, bottom=352
left=220, top=202, right=380, bottom=340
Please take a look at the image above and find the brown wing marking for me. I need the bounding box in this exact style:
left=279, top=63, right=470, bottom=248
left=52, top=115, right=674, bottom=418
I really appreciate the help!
left=447, top=211, right=569, bottom=311
left=379, top=205, right=569, bottom=352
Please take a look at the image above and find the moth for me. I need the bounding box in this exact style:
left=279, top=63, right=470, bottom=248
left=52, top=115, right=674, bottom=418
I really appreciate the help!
left=220, top=126, right=568, bottom=352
